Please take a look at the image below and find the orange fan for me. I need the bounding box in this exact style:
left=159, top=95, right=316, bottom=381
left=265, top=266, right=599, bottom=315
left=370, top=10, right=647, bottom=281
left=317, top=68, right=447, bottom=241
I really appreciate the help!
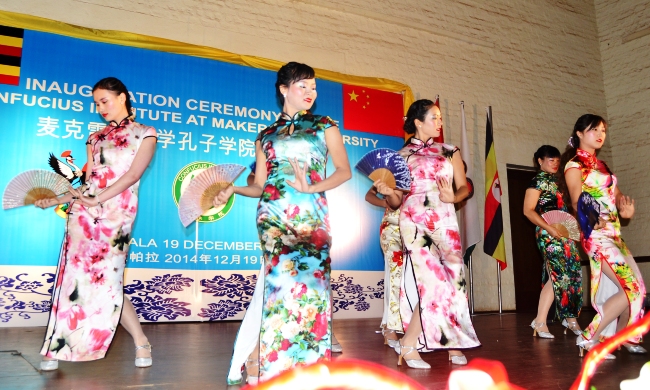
left=3, top=169, right=72, bottom=209
left=177, top=164, right=246, bottom=227
left=541, top=210, right=580, bottom=241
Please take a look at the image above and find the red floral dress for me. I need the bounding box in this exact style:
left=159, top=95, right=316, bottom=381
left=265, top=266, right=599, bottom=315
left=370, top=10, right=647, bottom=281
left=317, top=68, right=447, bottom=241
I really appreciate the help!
left=398, top=137, right=480, bottom=351
left=40, top=119, right=156, bottom=361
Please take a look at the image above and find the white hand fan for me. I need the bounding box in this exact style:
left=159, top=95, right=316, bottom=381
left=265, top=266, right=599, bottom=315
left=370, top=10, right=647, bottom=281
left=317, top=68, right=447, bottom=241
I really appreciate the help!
left=541, top=210, right=580, bottom=241
left=3, top=169, right=72, bottom=209
left=178, top=164, right=246, bottom=227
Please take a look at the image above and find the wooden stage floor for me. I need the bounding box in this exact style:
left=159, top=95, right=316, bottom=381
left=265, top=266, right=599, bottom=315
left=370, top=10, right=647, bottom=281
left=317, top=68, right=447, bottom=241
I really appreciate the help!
left=1, top=313, right=648, bottom=390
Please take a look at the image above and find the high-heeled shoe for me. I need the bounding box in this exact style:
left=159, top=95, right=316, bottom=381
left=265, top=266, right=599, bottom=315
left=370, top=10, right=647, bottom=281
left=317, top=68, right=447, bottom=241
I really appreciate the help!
left=449, top=354, right=468, bottom=365
left=134, top=343, right=152, bottom=368
left=397, top=341, right=430, bottom=369
left=530, top=320, right=554, bottom=339
left=576, top=335, right=615, bottom=359
left=332, top=342, right=343, bottom=353
left=382, top=328, right=400, bottom=349
left=562, top=318, right=582, bottom=336
left=40, top=359, right=58, bottom=371
left=246, top=357, right=260, bottom=385
left=621, top=343, right=648, bottom=354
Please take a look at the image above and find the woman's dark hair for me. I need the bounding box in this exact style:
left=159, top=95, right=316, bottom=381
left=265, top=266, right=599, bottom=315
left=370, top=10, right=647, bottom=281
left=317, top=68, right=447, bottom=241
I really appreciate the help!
left=558, top=114, right=607, bottom=211
left=403, top=99, right=435, bottom=135
left=533, top=145, right=561, bottom=170
left=275, top=62, right=315, bottom=106
left=92, top=77, right=133, bottom=118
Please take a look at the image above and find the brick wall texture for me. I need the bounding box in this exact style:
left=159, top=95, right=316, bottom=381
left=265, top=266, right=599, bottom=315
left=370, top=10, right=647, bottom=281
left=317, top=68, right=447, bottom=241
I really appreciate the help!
left=1, top=0, right=648, bottom=311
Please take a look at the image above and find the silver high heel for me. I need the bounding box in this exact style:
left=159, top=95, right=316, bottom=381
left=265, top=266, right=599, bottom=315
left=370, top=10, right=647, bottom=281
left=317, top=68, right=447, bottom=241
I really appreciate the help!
left=134, top=343, right=152, bottom=368
left=332, top=342, right=343, bottom=353
left=397, top=341, right=431, bottom=369
left=245, top=357, right=259, bottom=385
left=562, top=318, right=582, bottom=336
left=449, top=354, right=468, bottom=365
left=40, top=359, right=58, bottom=371
left=576, top=335, right=615, bottom=359
left=382, top=328, right=400, bottom=349
left=530, top=320, right=554, bottom=339
left=622, top=343, right=648, bottom=354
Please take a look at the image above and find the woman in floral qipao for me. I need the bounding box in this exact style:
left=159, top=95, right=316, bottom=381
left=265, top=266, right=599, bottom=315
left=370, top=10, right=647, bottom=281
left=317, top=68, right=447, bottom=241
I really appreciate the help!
left=523, top=145, right=582, bottom=339
left=35, top=77, right=157, bottom=370
left=214, top=62, right=351, bottom=382
left=562, top=114, right=646, bottom=357
left=375, top=99, right=480, bottom=369
left=365, top=186, right=403, bottom=347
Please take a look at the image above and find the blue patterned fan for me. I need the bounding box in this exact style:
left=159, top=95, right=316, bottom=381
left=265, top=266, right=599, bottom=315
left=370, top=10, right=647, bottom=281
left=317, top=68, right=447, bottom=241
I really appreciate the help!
left=355, top=148, right=411, bottom=191
left=248, top=161, right=256, bottom=174
left=577, top=192, right=600, bottom=240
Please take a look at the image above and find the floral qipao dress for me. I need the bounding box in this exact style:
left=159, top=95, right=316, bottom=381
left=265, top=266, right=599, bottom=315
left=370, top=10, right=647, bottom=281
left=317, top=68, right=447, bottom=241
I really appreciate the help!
left=397, top=138, right=480, bottom=351
left=256, top=110, right=335, bottom=379
left=565, top=149, right=646, bottom=342
left=40, top=119, right=156, bottom=361
left=528, top=171, right=582, bottom=320
left=379, top=208, right=404, bottom=332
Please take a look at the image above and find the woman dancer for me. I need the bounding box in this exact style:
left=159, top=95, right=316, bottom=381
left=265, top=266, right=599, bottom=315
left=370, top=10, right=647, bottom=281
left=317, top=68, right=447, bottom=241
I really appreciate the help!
left=214, top=62, right=351, bottom=381
left=524, top=145, right=582, bottom=339
left=562, top=114, right=646, bottom=357
left=35, top=77, right=156, bottom=370
left=365, top=186, right=403, bottom=347
left=376, top=99, right=480, bottom=368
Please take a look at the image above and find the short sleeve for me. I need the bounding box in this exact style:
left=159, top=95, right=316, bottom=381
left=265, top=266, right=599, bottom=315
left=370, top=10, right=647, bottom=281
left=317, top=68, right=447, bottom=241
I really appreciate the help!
left=85, top=133, right=94, bottom=145
left=142, top=126, right=157, bottom=140
left=528, top=174, right=543, bottom=191
left=319, top=115, right=337, bottom=130
left=564, top=160, right=580, bottom=172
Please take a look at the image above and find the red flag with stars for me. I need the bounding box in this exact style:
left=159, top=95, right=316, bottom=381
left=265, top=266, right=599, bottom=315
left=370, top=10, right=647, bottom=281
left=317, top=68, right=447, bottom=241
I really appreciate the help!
left=342, top=85, right=403, bottom=137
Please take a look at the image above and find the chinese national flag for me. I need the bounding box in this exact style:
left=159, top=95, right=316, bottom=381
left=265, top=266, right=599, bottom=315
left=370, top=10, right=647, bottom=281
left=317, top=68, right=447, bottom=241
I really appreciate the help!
left=342, top=84, right=404, bottom=137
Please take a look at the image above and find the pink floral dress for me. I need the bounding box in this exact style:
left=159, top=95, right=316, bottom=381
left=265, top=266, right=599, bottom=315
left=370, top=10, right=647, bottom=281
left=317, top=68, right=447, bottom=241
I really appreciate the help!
left=398, top=137, right=480, bottom=351
left=565, top=149, right=645, bottom=343
left=40, top=119, right=156, bottom=361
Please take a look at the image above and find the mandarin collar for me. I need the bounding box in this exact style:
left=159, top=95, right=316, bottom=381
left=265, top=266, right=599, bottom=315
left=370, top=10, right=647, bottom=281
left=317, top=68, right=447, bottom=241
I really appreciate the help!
left=576, top=148, right=597, bottom=168
left=280, top=110, right=310, bottom=122
left=409, top=136, right=436, bottom=147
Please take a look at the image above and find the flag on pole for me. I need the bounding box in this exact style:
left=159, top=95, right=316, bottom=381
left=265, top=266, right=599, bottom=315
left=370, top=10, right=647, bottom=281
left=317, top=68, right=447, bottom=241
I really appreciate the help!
left=342, top=84, right=404, bottom=137
left=483, top=107, right=507, bottom=270
left=433, top=95, right=444, bottom=143
left=458, top=101, right=481, bottom=264
left=0, top=25, right=24, bottom=86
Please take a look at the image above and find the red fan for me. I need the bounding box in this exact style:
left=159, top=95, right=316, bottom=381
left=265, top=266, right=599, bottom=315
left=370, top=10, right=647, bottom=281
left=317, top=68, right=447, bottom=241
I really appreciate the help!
left=541, top=210, right=580, bottom=241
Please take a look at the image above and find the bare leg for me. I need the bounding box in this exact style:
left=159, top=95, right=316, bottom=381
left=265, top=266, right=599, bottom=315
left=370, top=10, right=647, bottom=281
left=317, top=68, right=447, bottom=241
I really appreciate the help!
left=591, top=263, right=628, bottom=340
left=120, top=298, right=151, bottom=358
left=247, top=341, right=260, bottom=377
left=400, top=303, right=423, bottom=360
left=533, top=281, right=554, bottom=333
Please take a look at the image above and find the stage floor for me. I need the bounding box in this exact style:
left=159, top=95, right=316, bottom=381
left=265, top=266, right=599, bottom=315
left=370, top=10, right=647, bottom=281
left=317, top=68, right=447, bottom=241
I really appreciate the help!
left=0, top=313, right=648, bottom=390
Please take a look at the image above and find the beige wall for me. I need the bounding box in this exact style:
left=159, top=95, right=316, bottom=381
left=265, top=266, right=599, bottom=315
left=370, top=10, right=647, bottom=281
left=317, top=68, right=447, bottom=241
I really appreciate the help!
left=595, top=0, right=650, bottom=277
left=1, top=0, right=613, bottom=311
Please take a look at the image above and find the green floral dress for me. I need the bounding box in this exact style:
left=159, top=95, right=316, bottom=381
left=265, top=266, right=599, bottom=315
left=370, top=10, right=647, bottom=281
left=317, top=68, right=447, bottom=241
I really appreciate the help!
left=256, top=110, right=335, bottom=380
left=528, top=171, right=582, bottom=320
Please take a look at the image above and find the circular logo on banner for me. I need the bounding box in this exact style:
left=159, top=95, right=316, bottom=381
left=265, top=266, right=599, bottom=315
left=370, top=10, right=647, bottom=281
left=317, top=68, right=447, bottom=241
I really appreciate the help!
left=172, top=161, right=235, bottom=223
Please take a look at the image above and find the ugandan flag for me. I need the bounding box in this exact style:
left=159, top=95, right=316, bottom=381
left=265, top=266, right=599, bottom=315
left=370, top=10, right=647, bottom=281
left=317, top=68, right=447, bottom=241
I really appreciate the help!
left=0, top=25, right=23, bottom=86
left=483, top=107, right=506, bottom=269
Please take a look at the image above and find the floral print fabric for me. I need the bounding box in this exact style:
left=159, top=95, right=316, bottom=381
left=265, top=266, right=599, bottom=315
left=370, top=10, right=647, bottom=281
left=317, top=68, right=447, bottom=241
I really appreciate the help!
left=528, top=171, right=582, bottom=320
left=40, top=120, right=156, bottom=361
left=379, top=208, right=404, bottom=332
left=397, top=137, right=480, bottom=351
left=565, top=149, right=646, bottom=342
left=256, top=111, right=335, bottom=379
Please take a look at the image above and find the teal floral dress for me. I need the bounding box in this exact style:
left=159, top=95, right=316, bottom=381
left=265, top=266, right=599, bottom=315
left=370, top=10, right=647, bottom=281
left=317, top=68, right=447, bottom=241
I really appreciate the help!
left=256, top=110, right=335, bottom=380
left=528, top=171, right=582, bottom=320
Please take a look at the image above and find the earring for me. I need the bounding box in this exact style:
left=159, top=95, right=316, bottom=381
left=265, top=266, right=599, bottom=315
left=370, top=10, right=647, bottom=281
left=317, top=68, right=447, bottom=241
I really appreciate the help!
left=283, top=94, right=287, bottom=97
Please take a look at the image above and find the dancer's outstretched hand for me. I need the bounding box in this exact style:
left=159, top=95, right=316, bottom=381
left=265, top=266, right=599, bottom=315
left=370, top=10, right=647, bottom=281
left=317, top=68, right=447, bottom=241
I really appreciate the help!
left=213, top=185, right=234, bottom=207
left=618, top=195, right=635, bottom=219
left=286, top=158, right=313, bottom=193
left=374, top=179, right=395, bottom=197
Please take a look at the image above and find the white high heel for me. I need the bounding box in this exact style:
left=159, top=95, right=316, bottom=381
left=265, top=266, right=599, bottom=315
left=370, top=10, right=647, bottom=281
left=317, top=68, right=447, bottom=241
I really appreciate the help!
left=576, top=335, right=615, bottom=359
left=40, top=359, right=58, bottom=371
left=397, top=341, right=430, bottom=369
left=530, top=320, right=554, bottom=339
left=622, top=343, right=648, bottom=354
left=562, top=318, right=582, bottom=336
left=134, top=343, right=152, bottom=368
left=382, top=328, right=400, bottom=349
left=331, top=342, right=343, bottom=353
left=449, top=354, right=468, bottom=365
left=245, top=357, right=259, bottom=385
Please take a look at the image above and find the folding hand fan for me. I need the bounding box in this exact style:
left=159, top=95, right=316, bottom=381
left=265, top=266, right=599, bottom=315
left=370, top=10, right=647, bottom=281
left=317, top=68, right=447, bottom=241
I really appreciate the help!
left=577, top=192, right=601, bottom=240
left=3, top=169, right=72, bottom=209
left=177, top=164, right=246, bottom=227
left=541, top=210, right=580, bottom=241
left=355, top=148, right=411, bottom=191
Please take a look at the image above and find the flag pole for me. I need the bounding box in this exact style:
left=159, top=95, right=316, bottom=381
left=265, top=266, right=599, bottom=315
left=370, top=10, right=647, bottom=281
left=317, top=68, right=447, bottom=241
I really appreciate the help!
left=468, top=254, right=475, bottom=314
left=488, top=105, right=503, bottom=314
